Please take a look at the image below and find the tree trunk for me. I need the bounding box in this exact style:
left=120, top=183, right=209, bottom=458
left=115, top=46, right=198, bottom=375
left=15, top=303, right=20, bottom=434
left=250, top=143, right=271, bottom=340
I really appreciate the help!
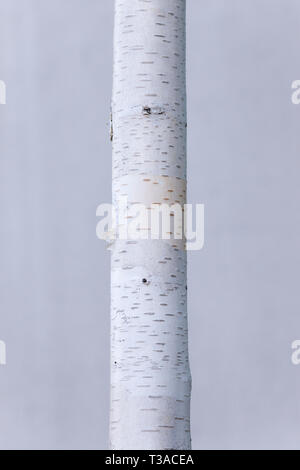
left=110, top=0, right=191, bottom=450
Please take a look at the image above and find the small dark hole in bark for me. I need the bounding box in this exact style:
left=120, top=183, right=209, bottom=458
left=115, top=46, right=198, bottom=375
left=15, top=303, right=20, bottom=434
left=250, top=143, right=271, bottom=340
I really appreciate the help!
left=185, top=286, right=188, bottom=290
left=142, top=278, right=148, bottom=284
left=143, top=106, right=151, bottom=115
left=114, top=361, right=117, bottom=365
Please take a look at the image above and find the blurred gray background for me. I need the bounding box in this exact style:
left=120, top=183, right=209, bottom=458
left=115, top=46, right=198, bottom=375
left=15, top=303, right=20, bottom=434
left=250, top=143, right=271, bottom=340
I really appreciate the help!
left=0, top=0, right=300, bottom=450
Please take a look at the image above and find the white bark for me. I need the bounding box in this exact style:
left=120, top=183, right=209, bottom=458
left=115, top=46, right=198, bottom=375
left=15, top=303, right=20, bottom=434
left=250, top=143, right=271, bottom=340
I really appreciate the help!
left=110, top=0, right=191, bottom=450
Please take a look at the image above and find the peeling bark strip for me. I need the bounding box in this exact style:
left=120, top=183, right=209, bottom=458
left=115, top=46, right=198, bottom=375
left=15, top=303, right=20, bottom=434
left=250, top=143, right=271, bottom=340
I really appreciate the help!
left=110, top=0, right=191, bottom=450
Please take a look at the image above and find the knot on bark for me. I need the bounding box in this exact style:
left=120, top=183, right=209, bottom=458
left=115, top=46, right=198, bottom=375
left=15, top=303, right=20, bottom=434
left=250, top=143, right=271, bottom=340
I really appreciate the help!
left=142, top=105, right=165, bottom=116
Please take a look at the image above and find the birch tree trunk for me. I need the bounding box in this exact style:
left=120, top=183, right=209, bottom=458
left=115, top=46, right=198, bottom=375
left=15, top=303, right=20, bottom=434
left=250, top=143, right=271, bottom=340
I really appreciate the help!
left=110, top=0, right=191, bottom=450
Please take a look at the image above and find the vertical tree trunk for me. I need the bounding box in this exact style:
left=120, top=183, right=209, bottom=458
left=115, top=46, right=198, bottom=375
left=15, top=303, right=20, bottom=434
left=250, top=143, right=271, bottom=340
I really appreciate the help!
left=110, top=0, right=191, bottom=450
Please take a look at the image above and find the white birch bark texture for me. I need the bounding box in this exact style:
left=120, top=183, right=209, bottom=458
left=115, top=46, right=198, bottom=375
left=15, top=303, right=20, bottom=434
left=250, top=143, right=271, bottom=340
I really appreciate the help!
left=110, top=0, right=191, bottom=450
